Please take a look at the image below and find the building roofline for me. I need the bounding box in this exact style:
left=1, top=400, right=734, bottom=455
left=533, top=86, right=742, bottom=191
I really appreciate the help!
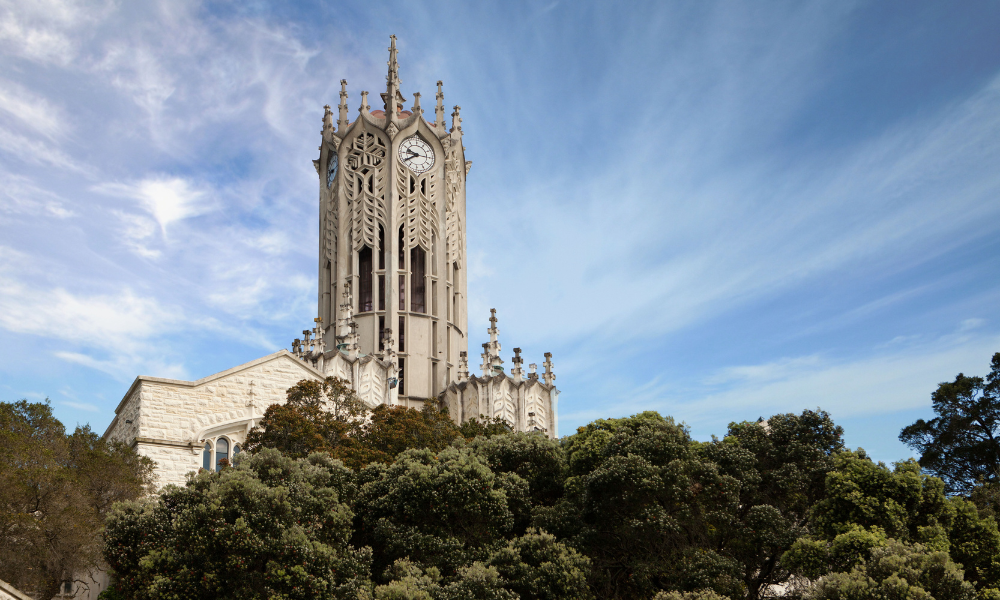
left=110, top=350, right=323, bottom=417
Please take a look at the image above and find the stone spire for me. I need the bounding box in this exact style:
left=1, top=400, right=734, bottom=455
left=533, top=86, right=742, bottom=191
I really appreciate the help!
left=338, top=279, right=359, bottom=359
left=435, top=81, right=446, bottom=129
left=543, top=352, right=556, bottom=386
left=322, top=105, right=333, bottom=134
left=381, top=35, right=405, bottom=115
left=451, top=105, right=462, bottom=134
left=458, top=351, right=469, bottom=382
left=337, top=79, right=350, bottom=132
left=511, top=347, right=524, bottom=382
left=480, top=343, right=491, bottom=377
left=481, top=308, right=503, bottom=376
left=528, top=363, right=538, bottom=381
left=412, top=92, right=422, bottom=115
left=360, top=91, right=370, bottom=114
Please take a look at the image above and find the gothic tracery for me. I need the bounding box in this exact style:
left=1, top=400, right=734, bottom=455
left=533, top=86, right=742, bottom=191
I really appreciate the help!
left=395, top=161, right=438, bottom=253
left=444, top=141, right=463, bottom=267
left=347, top=131, right=388, bottom=252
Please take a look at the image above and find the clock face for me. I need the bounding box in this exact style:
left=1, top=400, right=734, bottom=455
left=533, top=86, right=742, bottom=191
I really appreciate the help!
left=326, top=153, right=338, bottom=188
left=398, top=136, right=435, bottom=174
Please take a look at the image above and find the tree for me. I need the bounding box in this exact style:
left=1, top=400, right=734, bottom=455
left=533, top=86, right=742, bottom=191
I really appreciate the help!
left=900, top=352, right=1000, bottom=495
left=244, top=377, right=369, bottom=462
left=359, top=404, right=464, bottom=467
left=459, top=415, right=512, bottom=440
left=784, top=450, right=1000, bottom=596
left=802, top=539, right=976, bottom=600
left=702, top=410, right=845, bottom=600
left=486, top=529, right=594, bottom=600
left=537, top=412, right=744, bottom=599
left=103, top=449, right=372, bottom=600
left=470, top=432, right=567, bottom=508
left=353, top=445, right=530, bottom=581
left=0, top=400, right=155, bottom=599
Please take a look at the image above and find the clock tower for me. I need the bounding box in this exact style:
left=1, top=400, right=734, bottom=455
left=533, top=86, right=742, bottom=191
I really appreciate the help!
left=312, top=35, right=468, bottom=404
left=103, top=35, right=560, bottom=501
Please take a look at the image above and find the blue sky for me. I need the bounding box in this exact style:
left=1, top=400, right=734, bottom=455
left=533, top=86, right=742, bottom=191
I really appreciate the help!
left=1, top=0, right=998, bottom=463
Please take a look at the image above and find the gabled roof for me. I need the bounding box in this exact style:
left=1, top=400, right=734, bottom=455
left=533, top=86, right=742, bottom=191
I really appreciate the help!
left=111, top=350, right=323, bottom=416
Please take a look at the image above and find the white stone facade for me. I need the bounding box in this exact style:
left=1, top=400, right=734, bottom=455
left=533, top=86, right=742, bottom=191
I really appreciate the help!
left=101, top=36, right=560, bottom=495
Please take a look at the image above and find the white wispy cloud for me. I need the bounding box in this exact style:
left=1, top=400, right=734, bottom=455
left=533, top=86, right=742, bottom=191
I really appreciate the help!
left=95, top=176, right=212, bottom=235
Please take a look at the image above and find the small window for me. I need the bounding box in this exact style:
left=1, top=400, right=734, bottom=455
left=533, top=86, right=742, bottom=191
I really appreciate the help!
left=233, top=444, right=241, bottom=456
left=203, top=442, right=212, bottom=471
left=399, top=274, right=405, bottom=310
left=63, top=581, right=73, bottom=595
left=216, top=438, right=229, bottom=471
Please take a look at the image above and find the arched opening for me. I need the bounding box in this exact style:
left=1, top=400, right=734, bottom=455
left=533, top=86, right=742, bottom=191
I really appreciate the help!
left=202, top=442, right=212, bottom=471
left=233, top=444, right=241, bottom=460
left=358, top=245, right=373, bottom=312
left=215, top=438, right=229, bottom=471
left=410, top=246, right=426, bottom=313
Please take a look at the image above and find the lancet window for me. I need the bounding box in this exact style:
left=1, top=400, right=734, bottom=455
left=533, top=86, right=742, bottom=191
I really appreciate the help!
left=358, top=246, right=373, bottom=312
left=215, top=437, right=229, bottom=471
left=410, top=246, right=426, bottom=313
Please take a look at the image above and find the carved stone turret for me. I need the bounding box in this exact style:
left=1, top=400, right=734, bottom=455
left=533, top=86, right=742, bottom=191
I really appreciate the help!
left=322, top=105, right=334, bottom=134
left=543, top=352, right=555, bottom=386
left=337, top=79, right=349, bottom=132
left=435, top=81, right=446, bottom=129
left=458, top=351, right=469, bottom=382
left=511, top=347, right=524, bottom=383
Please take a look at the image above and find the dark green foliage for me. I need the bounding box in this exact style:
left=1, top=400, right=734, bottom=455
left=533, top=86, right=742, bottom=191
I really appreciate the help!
left=538, top=412, right=744, bottom=599
left=784, top=449, right=1000, bottom=597
left=354, top=445, right=529, bottom=579
left=486, top=529, right=593, bottom=600
left=703, top=410, right=845, bottom=599
left=459, top=415, right=514, bottom=439
left=803, top=539, right=976, bottom=600
left=103, top=449, right=371, bottom=600
left=101, top=352, right=1000, bottom=599
left=900, top=353, right=1000, bottom=495
left=471, top=433, right=567, bottom=507
left=0, top=400, right=154, bottom=599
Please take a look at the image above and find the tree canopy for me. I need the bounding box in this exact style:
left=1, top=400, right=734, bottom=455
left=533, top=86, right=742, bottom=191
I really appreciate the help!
left=96, top=349, right=1000, bottom=599
left=0, top=399, right=155, bottom=600
left=900, top=352, right=1000, bottom=495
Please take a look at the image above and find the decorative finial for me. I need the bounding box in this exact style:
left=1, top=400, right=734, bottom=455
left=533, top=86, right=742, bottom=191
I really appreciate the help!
left=435, top=81, right=445, bottom=129
left=323, top=105, right=333, bottom=133
left=412, top=92, right=421, bottom=114
left=528, top=363, right=538, bottom=381
left=384, top=35, right=402, bottom=114
left=458, top=351, right=469, bottom=382
left=451, top=105, right=462, bottom=133
left=338, top=80, right=349, bottom=131
left=543, top=352, right=556, bottom=386
left=360, top=91, right=370, bottom=113
left=512, top=347, right=524, bottom=382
